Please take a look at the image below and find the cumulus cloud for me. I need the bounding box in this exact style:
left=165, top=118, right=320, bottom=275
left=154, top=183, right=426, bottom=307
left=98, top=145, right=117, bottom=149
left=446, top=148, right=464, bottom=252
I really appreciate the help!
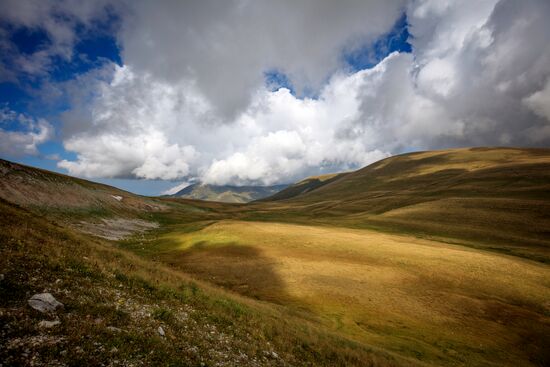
left=404, top=0, right=550, bottom=147
left=119, top=0, right=406, bottom=118
left=4, top=0, right=550, bottom=186
left=328, top=0, right=550, bottom=153
left=524, top=79, right=550, bottom=122
left=0, top=108, right=53, bottom=156
left=57, top=65, right=200, bottom=179
left=51, top=0, right=409, bottom=183
left=57, top=63, right=391, bottom=184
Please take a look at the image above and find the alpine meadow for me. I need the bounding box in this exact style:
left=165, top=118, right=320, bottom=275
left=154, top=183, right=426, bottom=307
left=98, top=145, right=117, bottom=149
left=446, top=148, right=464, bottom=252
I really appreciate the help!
left=1, top=1, right=550, bottom=366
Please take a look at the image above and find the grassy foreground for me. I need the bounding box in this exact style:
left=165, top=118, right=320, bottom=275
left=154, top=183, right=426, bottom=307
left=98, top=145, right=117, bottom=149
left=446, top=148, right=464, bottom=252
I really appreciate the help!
left=0, top=199, right=412, bottom=366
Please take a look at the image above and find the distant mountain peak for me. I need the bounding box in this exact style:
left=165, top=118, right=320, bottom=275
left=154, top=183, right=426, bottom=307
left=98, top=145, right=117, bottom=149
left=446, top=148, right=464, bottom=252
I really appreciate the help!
left=170, top=182, right=287, bottom=203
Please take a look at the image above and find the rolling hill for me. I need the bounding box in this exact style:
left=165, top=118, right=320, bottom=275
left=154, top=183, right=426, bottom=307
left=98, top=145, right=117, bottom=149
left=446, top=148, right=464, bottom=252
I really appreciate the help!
left=0, top=158, right=165, bottom=216
left=0, top=160, right=404, bottom=366
left=259, top=172, right=348, bottom=201
left=170, top=183, right=287, bottom=203
left=1, top=147, right=549, bottom=367
left=256, top=147, right=550, bottom=262
left=0, top=158, right=168, bottom=240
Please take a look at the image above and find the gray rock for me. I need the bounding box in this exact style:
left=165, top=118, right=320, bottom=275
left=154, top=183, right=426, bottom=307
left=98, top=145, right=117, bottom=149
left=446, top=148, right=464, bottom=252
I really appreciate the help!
left=38, top=320, right=61, bottom=328
left=28, top=293, right=63, bottom=313
left=158, top=326, right=165, bottom=337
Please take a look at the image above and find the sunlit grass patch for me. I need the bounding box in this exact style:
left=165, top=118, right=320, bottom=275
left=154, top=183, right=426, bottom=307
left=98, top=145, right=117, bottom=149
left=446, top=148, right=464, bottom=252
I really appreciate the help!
left=143, top=219, right=550, bottom=366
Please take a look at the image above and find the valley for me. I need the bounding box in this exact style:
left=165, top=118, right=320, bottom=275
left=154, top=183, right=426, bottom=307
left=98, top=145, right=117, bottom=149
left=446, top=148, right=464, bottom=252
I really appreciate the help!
left=123, top=219, right=549, bottom=366
left=1, top=147, right=550, bottom=366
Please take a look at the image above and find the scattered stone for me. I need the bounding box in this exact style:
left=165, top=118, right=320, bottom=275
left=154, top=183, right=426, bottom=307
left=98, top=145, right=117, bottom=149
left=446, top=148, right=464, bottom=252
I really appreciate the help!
left=110, top=347, right=118, bottom=353
left=0, top=273, right=4, bottom=282
left=38, top=320, right=60, bottom=328
left=111, top=195, right=123, bottom=201
left=28, top=293, right=63, bottom=313
left=158, top=326, right=165, bottom=337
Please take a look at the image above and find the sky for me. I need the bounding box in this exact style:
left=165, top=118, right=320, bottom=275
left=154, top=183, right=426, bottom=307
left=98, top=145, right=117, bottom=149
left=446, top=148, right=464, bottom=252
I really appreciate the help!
left=1, top=0, right=549, bottom=196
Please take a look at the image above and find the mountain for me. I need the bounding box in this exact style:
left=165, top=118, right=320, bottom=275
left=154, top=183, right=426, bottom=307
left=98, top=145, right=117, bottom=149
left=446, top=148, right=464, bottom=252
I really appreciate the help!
left=170, top=183, right=287, bottom=203
left=259, top=172, right=349, bottom=201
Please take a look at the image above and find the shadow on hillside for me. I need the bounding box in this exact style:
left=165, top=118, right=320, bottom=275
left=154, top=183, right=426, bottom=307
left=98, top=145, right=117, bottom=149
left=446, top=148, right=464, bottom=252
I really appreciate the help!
left=159, top=240, right=295, bottom=305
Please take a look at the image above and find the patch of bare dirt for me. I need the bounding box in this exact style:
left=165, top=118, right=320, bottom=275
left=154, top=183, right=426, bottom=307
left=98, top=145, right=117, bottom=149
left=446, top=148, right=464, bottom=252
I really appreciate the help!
left=74, top=218, right=159, bottom=240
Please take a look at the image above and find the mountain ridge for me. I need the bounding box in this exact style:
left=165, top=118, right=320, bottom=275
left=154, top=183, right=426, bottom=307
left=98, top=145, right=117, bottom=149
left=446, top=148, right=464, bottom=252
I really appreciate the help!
left=258, top=172, right=349, bottom=202
left=170, top=182, right=288, bottom=203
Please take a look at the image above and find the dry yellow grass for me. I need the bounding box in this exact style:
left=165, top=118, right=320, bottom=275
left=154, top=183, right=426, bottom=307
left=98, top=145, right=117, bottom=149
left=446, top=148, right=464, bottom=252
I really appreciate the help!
left=3, top=149, right=550, bottom=366
left=257, top=147, right=550, bottom=262
left=393, top=147, right=550, bottom=178
left=1, top=200, right=410, bottom=367
left=304, top=173, right=346, bottom=182
left=154, top=220, right=550, bottom=366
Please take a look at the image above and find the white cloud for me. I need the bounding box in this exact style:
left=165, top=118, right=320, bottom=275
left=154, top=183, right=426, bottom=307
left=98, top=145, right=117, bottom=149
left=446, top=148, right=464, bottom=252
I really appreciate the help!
left=118, top=0, right=407, bottom=118
left=57, top=65, right=202, bottom=179
left=162, top=181, right=192, bottom=196
left=4, top=0, right=549, bottom=186
left=58, top=65, right=392, bottom=184
left=58, top=131, right=197, bottom=180
left=0, top=108, right=53, bottom=156
left=523, top=78, right=550, bottom=122
left=200, top=70, right=396, bottom=185
left=417, top=58, right=457, bottom=97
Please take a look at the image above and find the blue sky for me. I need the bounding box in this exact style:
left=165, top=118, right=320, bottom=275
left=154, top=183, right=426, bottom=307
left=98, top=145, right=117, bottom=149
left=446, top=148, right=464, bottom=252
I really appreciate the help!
left=0, top=7, right=411, bottom=195
left=0, top=12, right=141, bottom=189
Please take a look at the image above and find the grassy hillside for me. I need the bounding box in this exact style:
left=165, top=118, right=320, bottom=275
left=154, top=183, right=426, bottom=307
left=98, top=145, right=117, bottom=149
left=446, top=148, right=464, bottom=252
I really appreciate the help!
left=171, top=183, right=287, bottom=203
left=0, top=158, right=165, bottom=219
left=0, top=159, right=169, bottom=240
left=255, top=147, right=550, bottom=262
left=122, top=216, right=550, bottom=367
left=1, top=148, right=549, bottom=366
left=260, top=173, right=348, bottom=201
left=0, top=199, right=409, bottom=367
